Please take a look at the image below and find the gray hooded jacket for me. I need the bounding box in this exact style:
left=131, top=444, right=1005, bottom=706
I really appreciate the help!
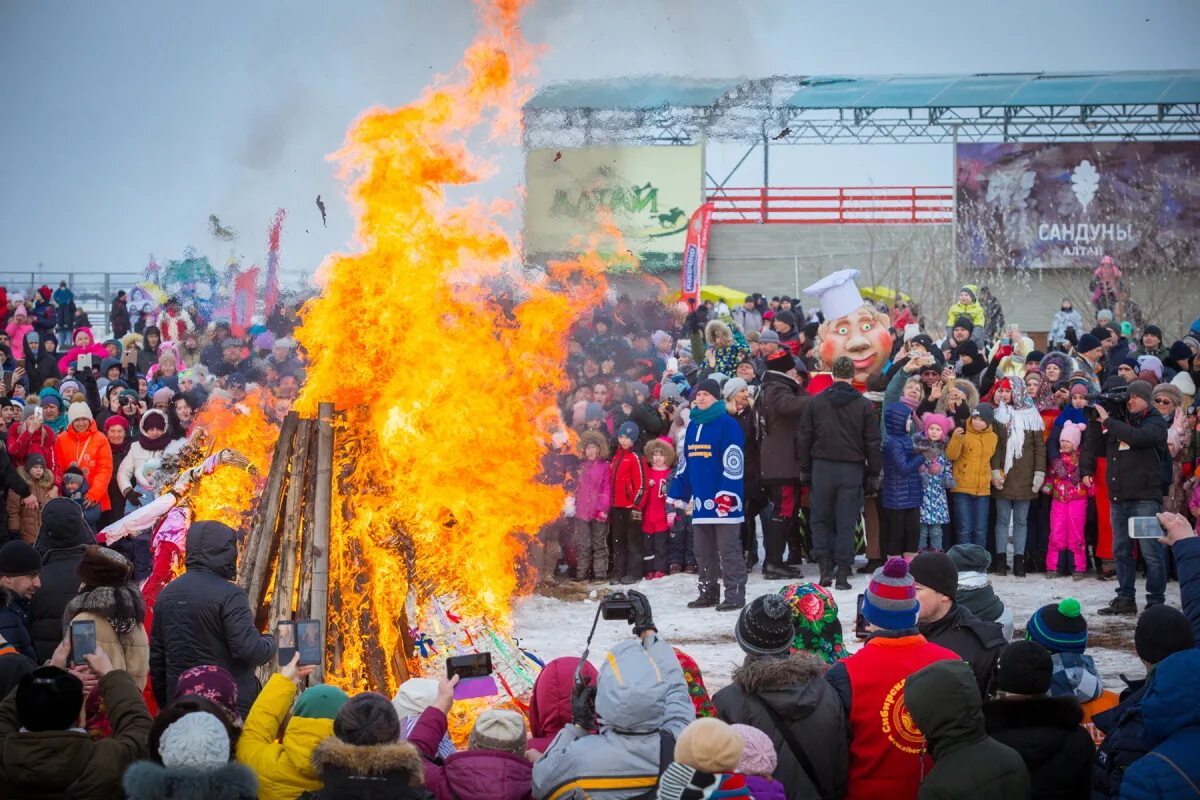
left=531, top=633, right=693, bottom=800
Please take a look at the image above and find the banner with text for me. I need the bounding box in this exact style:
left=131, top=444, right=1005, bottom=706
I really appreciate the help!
left=680, top=202, right=713, bottom=306
left=956, top=141, right=1200, bottom=270
left=525, top=144, right=704, bottom=272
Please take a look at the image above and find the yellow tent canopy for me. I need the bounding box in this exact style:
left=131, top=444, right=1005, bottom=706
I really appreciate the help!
left=700, top=284, right=749, bottom=306
left=860, top=285, right=911, bottom=305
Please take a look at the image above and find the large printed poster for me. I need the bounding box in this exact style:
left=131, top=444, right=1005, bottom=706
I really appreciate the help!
left=525, top=144, right=703, bottom=271
left=956, top=142, right=1200, bottom=270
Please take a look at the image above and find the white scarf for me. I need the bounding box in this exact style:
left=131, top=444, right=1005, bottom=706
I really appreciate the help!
left=994, top=377, right=1044, bottom=472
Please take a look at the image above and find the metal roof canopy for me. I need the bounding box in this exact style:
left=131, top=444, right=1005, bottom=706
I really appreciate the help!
left=523, top=70, right=1200, bottom=148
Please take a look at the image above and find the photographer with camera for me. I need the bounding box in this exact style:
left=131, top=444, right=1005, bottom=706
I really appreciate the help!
left=1081, top=380, right=1170, bottom=617
left=531, top=590, right=694, bottom=800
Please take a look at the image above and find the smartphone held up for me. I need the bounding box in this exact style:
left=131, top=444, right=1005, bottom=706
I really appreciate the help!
left=447, top=652, right=498, bottom=700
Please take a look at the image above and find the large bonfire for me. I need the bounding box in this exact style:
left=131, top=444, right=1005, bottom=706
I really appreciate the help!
left=190, top=0, right=610, bottom=694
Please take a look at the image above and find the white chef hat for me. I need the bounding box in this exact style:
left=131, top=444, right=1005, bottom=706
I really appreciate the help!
left=803, top=268, right=865, bottom=320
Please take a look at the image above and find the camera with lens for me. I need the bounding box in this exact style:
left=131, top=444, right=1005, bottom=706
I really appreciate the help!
left=599, top=591, right=635, bottom=622
left=1084, top=387, right=1129, bottom=421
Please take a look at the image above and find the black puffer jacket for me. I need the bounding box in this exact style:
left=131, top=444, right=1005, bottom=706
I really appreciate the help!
left=1081, top=408, right=1168, bottom=502
left=0, top=589, right=35, bottom=661
left=712, top=653, right=847, bottom=800
left=149, top=521, right=276, bottom=716
left=984, top=695, right=1094, bottom=799
left=918, top=603, right=1007, bottom=697
left=28, top=498, right=94, bottom=662
left=796, top=381, right=882, bottom=476
left=757, top=370, right=809, bottom=482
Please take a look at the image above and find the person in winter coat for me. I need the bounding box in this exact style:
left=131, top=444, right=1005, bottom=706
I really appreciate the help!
left=1093, top=513, right=1200, bottom=798
left=948, top=544, right=1013, bottom=639
left=609, top=421, right=647, bottom=584
left=117, top=408, right=172, bottom=506
left=730, top=724, right=787, bottom=800
left=990, top=376, right=1046, bottom=576
left=303, top=692, right=433, bottom=800
left=531, top=602, right=694, bottom=800
left=914, top=413, right=955, bottom=551
left=28, top=498, right=94, bottom=662
left=526, top=657, right=599, bottom=757
left=1026, top=598, right=1119, bottom=739
left=150, top=520, right=277, bottom=717
left=54, top=401, right=114, bottom=514
left=573, top=431, right=611, bottom=583
left=654, top=718, right=753, bottom=799
left=56, top=326, right=109, bottom=376
left=1049, top=299, right=1087, bottom=349
left=983, top=640, right=1094, bottom=800
left=0, top=646, right=152, bottom=799
left=1117, top=649, right=1200, bottom=799
left=904, top=659, right=1031, bottom=800
left=1047, top=420, right=1091, bottom=575
left=757, top=350, right=810, bottom=580
left=237, top=656, right=349, bottom=800
left=712, top=594, right=847, bottom=800
left=823, top=558, right=959, bottom=800
left=945, top=285, right=986, bottom=332
left=880, top=402, right=926, bottom=559
left=798, top=357, right=882, bottom=590
left=8, top=402, right=59, bottom=473
left=410, top=680, right=533, bottom=800
left=910, top=551, right=1007, bottom=697
left=125, top=710, right=258, bottom=800
left=641, top=438, right=676, bottom=578
left=7, top=453, right=57, bottom=544
left=0, top=539, right=40, bottom=661
left=668, top=378, right=748, bottom=611
left=62, top=545, right=149, bottom=691
left=4, top=305, right=33, bottom=350
left=110, top=291, right=132, bottom=339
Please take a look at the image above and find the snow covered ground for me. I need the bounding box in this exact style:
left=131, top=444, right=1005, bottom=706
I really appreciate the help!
left=514, top=561, right=1180, bottom=693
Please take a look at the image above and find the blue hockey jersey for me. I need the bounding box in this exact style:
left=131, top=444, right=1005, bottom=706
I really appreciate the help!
left=667, top=408, right=745, bottom=524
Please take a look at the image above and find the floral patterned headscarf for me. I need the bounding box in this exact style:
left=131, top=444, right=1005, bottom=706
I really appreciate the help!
left=174, top=664, right=240, bottom=723
left=779, top=583, right=848, bottom=664
left=673, top=647, right=717, bottom=718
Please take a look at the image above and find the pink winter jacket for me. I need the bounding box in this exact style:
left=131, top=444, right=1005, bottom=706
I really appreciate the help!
left=574, top=458, right=612, bottom=521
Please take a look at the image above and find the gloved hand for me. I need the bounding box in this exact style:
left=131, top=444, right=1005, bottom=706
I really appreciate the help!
left=991, top=469, right=1005, bottom=490
left=864, top=475, right=882, bottom=496
left=1031, top=471, right=1045, bottom=494
left=563, top=496, right=576, bottom=518
left=571, top=680, right=598, bottom=730
left=713, top=493, right=736, bottom=517
left=124, top=488, right=142, bottom=507
left=626, top=589, right=656, bottom=635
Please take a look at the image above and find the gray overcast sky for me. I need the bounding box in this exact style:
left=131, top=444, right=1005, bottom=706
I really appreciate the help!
left=1, top=0, right=1197, bottom=279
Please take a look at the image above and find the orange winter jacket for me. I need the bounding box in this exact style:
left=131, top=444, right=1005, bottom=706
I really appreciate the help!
left=54, top=421, right=114, bottom=510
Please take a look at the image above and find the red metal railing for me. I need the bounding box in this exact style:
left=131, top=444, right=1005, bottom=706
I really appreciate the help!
left=707, top=186, right=954, bottom=224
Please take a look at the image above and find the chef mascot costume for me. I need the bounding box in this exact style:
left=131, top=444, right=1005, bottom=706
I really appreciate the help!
left=803, top=269, right=894, bottom=571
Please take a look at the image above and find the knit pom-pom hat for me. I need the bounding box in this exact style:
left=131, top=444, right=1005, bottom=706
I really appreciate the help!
left=862, top=557, right=918, bottom=631
left=1026, top=597, right=1087, bottom=654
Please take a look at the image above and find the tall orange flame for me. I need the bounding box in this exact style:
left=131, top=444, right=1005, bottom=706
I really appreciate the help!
left=290, top=0, right=607, bottom=692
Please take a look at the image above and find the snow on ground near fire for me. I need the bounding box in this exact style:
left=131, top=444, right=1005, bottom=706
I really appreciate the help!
left=514, top=563, right=1178, bottom=693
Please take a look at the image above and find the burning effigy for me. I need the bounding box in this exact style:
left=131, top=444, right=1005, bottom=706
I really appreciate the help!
left=185, top=0, right=608, bottom=705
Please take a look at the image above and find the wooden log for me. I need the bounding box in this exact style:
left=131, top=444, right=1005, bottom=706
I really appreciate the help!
left=311, top=402, right=334, bottom=683
left=242, top=412, right=299, bottom=608
left=297, top=432, right=318, bottom=620
left=243, top=417, right=300, bottom=609
left=270, top=418, right=312, bottom=627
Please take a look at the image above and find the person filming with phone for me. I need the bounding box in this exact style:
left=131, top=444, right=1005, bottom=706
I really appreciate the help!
left=1081, top=380, right=1169, bottom=617
left=531, top=590, right=694, bottom=800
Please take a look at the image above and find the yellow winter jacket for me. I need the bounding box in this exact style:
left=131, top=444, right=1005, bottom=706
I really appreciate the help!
left=947, top=425, right=998, bottom=497
left=946, top=300, right=986, bottom=328
left=236, top=673, right=333, bottom=800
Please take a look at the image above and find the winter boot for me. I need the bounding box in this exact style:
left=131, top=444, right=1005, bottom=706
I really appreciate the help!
left=1013, top=555, right=1026, bottom=578
left=818, top=558, right=834, bottom=588
left=835, top=563, right=852, bottom=591
left=763, top=563, right=800, bottom=580
left=687, top=582, right=719, bottom=609
left=716, top=582, right=746, bottom=612
left=1097, top=596, right=1137, bottom=616
left=785, top=519, right=806, bottom=567
left=992, top=554, right=1009, bottom=577
left=857, top=558, right=884, bottom=575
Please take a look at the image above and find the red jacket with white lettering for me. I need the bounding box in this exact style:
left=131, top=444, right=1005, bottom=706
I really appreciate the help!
left=609, top=447, right=646, bottom=510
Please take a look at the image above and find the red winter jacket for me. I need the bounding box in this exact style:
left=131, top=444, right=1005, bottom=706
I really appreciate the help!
left=8, top=424, right=58, bottom=474
left=527, top=656, right=599, bottom=754
left=640, top=467, right=672, bottom=533
left=609, top=447, right=646, bottom=509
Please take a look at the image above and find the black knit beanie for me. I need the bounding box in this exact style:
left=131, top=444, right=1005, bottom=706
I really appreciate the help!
left=1135, top=605, right=1194, bottom=665
left=735, top=594, right=796, bottom=656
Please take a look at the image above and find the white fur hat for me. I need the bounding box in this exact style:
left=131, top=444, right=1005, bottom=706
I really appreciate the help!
left=158, top=711, right=229, bottom=769
left=391, top=677, right=439, bottom=718
left=1171, top=370, right=1196, bottom=398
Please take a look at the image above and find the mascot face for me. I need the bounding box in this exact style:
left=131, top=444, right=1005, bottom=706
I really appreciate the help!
left=817, top=305, right=893, bottom=385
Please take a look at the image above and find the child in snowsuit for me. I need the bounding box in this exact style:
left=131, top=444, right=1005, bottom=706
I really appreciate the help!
left=881, top=403, right=926, bottom=558
left=62, top=464, right=101, bottom=531
left=609, top=421, right=647, bottom=584
left=1046, top=421, right=1090, bottom=576
left=7, top=453, right=57, bottom=544
left=947, top=404, right=999, bottom=548
left=915, top=413, right=955, bottom=552
left=573, top=431, right=611, bottom=583
left=641, top=438, right=675, bottom=579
